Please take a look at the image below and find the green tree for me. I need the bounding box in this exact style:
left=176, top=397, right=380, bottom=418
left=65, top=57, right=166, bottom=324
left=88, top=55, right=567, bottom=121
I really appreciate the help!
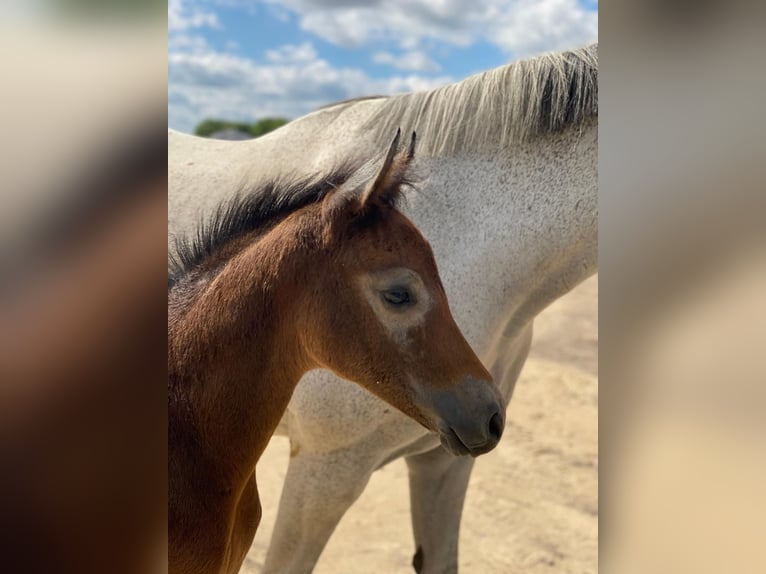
left=193, top=117, right=290, bottom=138
left=194, top=119, right=251, bottom=137
left=249, top=118, right=289, bottom=137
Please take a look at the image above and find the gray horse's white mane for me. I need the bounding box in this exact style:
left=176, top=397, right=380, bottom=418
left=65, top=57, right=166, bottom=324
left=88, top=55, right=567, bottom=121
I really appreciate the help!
left=328, top=44, right=598, bottom=156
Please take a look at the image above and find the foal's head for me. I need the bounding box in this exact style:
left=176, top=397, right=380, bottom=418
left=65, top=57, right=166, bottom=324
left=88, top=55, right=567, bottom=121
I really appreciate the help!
left=302, top=131, right=504, bottom=456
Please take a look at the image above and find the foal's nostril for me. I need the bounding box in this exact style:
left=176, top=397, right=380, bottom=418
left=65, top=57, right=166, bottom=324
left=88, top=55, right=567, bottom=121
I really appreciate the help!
left=488, top=412, right=504, bottom=441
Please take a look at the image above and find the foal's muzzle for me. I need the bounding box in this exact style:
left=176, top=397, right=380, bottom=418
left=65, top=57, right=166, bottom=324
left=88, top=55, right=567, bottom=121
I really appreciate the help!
left=422, top=376, right=506, bottom=457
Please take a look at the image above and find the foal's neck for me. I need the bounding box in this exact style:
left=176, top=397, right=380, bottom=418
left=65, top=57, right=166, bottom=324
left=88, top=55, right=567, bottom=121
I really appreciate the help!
left=168, top=212, right=320, bottom=482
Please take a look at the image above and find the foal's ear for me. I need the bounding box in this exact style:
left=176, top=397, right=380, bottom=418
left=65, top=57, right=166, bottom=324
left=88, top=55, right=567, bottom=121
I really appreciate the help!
left=359, top=128, right=416, bottom=210
left=320, top=128, right=417, bottom=239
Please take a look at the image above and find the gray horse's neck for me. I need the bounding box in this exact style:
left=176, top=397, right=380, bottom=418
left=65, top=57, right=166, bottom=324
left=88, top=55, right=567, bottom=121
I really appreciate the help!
left=495, top=120, right=598, bottom=337
left=402, top=120, right=598, bottom=353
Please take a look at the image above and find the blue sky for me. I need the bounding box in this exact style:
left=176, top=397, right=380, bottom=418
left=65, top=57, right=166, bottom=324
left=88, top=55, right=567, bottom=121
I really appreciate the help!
left=169, top=0, right=598, bottom=133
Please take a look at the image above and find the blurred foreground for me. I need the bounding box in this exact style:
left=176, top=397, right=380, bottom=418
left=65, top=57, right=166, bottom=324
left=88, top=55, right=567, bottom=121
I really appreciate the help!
left=0, top=12, right=167, bottom=574
left=601, top=1, right=766, bottom=572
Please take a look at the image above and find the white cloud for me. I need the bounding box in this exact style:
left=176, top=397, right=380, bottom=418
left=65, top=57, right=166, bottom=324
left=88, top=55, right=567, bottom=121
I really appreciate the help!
left=273, top=1, right=474, bottom=49
left=265, top=42, right=318, bottom=64
left=373, top=50, right=441, bottom=73
left=168, top=33, right=212, bottom=55
left=485, top=0, right=598, bottom=56
left=168, top=42, right=453, bottom=133
left=265, top=0, right=597, bottom=58
left=169, top=0, right=221, bottom=32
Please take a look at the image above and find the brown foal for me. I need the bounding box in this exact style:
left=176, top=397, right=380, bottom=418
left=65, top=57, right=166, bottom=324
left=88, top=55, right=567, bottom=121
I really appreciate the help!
left=168, top=131, right=504, bottom=574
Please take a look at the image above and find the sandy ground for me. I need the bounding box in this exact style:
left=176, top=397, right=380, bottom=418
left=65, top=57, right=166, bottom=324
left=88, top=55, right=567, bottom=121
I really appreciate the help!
left=244, top=275, right=598, bottom=573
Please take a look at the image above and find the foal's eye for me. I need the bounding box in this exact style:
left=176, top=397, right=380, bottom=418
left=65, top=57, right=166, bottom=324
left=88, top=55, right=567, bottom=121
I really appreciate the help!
left=382, top=288, right=413, bottom=306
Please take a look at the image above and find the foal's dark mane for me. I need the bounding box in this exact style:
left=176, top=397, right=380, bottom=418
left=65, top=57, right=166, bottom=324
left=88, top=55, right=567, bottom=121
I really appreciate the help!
left=168, top=166, right=355, bottom=288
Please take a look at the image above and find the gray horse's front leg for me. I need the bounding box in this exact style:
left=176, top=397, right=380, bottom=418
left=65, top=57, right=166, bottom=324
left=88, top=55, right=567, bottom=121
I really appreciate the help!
left=262, top=447, right=376, bottom=574
left=405, top=446, right=476, bottom=574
